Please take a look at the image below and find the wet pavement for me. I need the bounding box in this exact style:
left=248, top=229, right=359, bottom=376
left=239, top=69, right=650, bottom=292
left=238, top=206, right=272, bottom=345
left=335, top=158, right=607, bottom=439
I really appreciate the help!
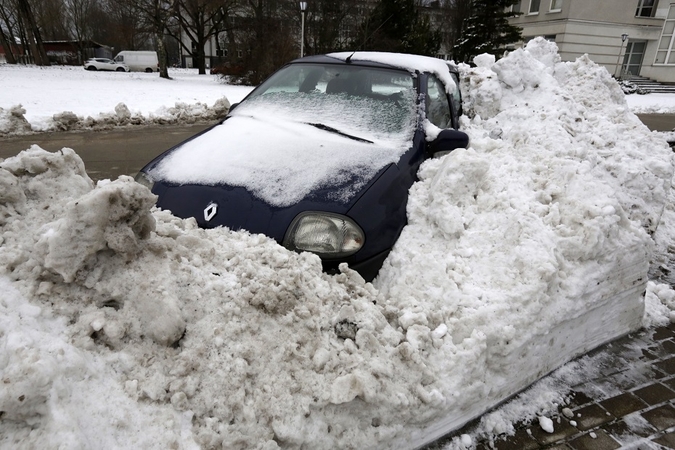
left=428, top=323, right=675, bottom=449
left=0, top=123, right=212, bottom=181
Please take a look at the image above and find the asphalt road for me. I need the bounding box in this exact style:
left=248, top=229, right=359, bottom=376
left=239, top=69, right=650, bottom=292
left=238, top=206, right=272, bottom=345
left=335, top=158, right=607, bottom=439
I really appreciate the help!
left=636, top=113, right=675, bottom=132
left=0, top=115, right=672, bottom=181
left=0, top=123, right=212, bottom=181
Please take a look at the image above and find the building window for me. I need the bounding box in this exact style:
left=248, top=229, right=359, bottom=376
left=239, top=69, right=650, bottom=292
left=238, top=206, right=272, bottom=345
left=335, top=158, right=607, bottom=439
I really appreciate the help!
left=550, top=0, right=562, bottom=11
left=655, top=4, right=675, bottom=64
left=623, top=41, right=646, bottom=74
left=636, top=0, right=657, bottom=17
left=510, top=1, right=522, bottom=13
left=529, top=0, right=541, bottom=14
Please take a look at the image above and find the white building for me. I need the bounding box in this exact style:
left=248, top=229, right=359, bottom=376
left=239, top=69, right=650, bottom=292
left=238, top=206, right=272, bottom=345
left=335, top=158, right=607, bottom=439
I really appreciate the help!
left=509, top=0, right=675, bottom=83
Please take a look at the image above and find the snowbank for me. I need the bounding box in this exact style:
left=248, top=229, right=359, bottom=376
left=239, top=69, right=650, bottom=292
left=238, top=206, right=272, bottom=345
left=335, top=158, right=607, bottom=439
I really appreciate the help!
left=626, top=92, right=675, bottom=114
left=0, top=38, right=673, bottom=449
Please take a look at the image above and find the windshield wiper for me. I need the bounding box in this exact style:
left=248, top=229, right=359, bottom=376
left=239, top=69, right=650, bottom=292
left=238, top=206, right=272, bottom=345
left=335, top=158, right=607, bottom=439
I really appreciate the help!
left=306, top=123, right=373, bottom=144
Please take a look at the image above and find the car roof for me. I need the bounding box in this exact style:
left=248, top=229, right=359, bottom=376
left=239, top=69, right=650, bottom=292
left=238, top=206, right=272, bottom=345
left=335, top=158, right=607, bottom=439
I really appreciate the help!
left=289, top=52, right=459, bottom=76
left=288, top=54, right=407, bottom=71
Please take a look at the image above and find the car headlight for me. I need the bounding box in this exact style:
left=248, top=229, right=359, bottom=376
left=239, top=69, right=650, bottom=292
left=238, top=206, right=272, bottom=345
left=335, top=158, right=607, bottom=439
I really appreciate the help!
left=134, top=171, right=155, bottom=191
left=283, top=212, right=364, bottom=258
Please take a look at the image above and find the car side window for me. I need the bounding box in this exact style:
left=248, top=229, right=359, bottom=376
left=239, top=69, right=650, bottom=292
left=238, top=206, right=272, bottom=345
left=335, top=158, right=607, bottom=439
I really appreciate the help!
left=426, top=75, right=452, bottom=129
left=447, top=73, right=462, bottom=118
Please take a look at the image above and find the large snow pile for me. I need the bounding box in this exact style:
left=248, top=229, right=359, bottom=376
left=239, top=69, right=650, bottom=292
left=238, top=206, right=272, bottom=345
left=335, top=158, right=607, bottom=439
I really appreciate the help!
left=0, top=38, right=674, bottom=449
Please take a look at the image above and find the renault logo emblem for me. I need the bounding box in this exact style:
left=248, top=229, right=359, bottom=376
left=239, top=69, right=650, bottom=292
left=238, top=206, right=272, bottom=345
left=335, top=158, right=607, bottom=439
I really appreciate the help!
left=204, top=202, right=218, bottom=222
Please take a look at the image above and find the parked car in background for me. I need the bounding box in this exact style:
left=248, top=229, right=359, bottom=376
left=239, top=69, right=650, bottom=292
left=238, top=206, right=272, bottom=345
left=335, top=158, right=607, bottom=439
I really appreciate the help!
left=136, top=52, right=468, bottom=280
left=83, top=58, right=129, bottom=72
left=113, top=51, right=158, bottom=73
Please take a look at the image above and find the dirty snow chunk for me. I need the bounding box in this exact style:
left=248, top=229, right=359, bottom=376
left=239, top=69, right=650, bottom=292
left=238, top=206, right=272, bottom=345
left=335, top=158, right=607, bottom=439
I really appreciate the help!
left=52, top=110, right=80, bottom=131
left=212, top=96, right=231, bottom=116
left=35, top=176, right=156, bottom=283
left=644, top=282, right=674, bottom=327
left=0, top=105, right=32, bottom=135
left=0, top=276, right=198, bottom=449
left=473, top=53, right=495, bottom=68
left=115, top=103, right=132, bottom=120
left=562, top=407, right=574, bottom=419
left=539, top=416, right=554, bottom=433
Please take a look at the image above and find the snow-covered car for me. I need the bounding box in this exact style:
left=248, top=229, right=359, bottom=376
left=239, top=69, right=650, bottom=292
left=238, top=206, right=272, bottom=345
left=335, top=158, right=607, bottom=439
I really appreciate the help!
left=84, top=58, right=129, bottom=72
left=136, top=52, right=469, bottom=280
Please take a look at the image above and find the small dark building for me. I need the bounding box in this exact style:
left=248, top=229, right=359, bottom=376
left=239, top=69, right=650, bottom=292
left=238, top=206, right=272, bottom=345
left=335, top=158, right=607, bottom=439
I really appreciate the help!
left=43, top=40, right=113, bottom=65
left=0, top=40, right=112, bottom=65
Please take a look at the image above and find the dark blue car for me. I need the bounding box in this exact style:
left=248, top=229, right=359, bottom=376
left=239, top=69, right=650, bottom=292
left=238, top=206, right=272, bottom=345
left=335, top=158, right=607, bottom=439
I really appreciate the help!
left=136, top=52, right=469, bottom=280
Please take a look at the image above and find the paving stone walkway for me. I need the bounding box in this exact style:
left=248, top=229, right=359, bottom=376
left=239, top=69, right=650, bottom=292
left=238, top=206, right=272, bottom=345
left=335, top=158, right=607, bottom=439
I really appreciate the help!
left=428, top=323, right=675, bottom=449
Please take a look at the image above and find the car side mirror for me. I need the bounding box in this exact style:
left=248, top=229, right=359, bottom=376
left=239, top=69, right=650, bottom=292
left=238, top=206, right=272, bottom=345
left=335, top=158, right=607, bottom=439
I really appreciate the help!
left=428, top=129, right=469, bottom=157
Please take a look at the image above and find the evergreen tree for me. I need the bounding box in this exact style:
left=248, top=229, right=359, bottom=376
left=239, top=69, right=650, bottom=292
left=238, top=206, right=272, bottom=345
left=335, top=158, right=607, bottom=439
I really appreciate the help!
left=356, top=0, right=441, bottom=56
left=453, top=0, right=522, bottom=63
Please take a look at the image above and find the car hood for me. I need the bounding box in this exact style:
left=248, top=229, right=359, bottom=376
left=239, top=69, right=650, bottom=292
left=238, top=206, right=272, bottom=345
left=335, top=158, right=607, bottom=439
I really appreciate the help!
left=147, top=112, right=411, bottom=208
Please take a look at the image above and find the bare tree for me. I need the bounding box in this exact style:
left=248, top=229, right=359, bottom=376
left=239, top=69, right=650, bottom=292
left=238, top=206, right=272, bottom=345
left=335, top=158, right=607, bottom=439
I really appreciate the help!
left=12, top=0, right=50, bottom=64
left=216, top=0, right=299, bottom=84
left=304, top=0, right=362, bottom=55
left=355, top=0, right=440, bottom=55
left=99, top=0, right=150, bottom=52
left=0, top=27, right=17, bottom=63
left=63, top=0, right=98, bottom=63
left=33, top=0, right=70, bottom=40
left=453, top=0, right=521, bottom=63
left=174, top=0, right=232, bottom=75
left=121, top=0, right=176, bottom=79
left=437, top=0, right=472, bottom=60
left=0, top=0, right=19, bottom=63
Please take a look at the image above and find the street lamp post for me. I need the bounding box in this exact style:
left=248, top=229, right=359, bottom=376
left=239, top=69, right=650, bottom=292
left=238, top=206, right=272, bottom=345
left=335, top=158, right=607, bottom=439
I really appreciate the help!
left=615, top=33, right=629, bottom=79
left=300, top=2, right=307, bottom=58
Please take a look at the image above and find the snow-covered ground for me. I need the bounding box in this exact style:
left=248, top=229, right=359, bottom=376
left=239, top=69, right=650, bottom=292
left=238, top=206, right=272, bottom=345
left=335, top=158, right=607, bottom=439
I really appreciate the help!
left=626, top=91, right=675, bottom=114
left=1, top=39, right=675, bottom=450
left=0, top=66, right=253, bottom=134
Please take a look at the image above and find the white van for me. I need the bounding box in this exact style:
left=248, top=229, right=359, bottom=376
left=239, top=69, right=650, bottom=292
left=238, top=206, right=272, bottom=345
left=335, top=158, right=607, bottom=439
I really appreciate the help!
left=114, top=51, right=159, bottom=73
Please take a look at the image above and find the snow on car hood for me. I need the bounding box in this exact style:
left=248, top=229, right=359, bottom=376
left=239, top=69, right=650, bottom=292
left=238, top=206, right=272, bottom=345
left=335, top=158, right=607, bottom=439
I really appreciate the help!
left=149, top=91, right=417, bottom=207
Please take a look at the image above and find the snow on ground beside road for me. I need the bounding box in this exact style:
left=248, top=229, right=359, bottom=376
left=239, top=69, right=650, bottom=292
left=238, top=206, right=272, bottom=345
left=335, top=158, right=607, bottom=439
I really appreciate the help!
left=625, top=92, right=675, bottom=143
left=626, top=92, right=675, bottom=114
left=0, top=65, right=253, bottom=134
left=1, top=39, right=675, bottom=449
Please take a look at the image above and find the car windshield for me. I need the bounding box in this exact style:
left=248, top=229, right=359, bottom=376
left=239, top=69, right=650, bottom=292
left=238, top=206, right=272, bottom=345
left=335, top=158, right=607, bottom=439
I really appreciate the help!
left=234, top=63, right=417, bottom=146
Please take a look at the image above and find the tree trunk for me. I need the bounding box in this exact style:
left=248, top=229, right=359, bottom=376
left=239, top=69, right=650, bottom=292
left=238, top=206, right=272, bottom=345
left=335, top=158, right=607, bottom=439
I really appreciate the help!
left=155, top=32, right=171, bottom=79
left=17, top=0, right=50, bottom=65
